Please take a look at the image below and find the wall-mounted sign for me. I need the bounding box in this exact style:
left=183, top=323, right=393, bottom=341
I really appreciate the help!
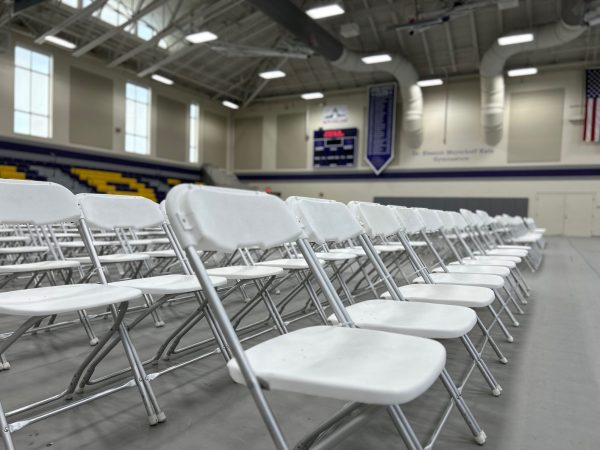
left=313, top=128, right=358, bottom=168
left=322, top=105, right=349, bottom=124
left=366, top=83, right=397, bottom=175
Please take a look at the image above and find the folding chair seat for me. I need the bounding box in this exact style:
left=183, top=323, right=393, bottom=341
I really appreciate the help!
left=142, top=249, right=177, bottom=258
left=167, top=185, right=486, bottom=448
left=0, top=236, right=29, bottom=243
left=0, top=284, right=141, bottom=317
left=329, top=246, right=380, bottom=256
left=0, top=245, right=48, bottom=254
left=254, top=258, right=323, bottom=270
left=381, top=284, right=495, bottom=308
left=314, top=251, right=357, bottom=261
left=67, top=253, right=150, bottom=264
left=206, top=265, right=283, bottom=279
left=110, top=273, right=227, bottom=295
left=0, top=260, right=80, bottom=273
left=228, top=325, right=445, bottom=405
left=329, top=300, right=476, bottom=339
left=413, top=272, right=505, bottom=289
left=431, top=264, right=511, bottom=277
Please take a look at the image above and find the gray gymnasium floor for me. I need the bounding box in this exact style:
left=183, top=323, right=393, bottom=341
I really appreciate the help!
left=0, top=237, right=599, bottom=450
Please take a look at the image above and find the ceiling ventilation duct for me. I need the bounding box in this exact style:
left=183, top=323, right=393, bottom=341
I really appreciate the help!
left=479, top=0, right=586, bottom=146
left=244, top=0, right=424, bottom=148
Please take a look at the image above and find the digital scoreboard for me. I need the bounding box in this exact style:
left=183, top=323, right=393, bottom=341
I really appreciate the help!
left=313, top=128, right=358, bottom=168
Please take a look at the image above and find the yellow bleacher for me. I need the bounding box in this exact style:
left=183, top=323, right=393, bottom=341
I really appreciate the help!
left=166, top=178, right=181, bottom=186
left=71, top=168, right=158, bottom=202
left=0, top=165, right=26, bottom=180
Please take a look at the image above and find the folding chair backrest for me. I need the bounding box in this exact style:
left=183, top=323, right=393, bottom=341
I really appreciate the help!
left=435, top=210, right=456, bottom=232
left=166, top=185, right=302, bottom=252
left=459, top=209, right=479, bottom=227
left=77, top=193, right=164, bottom=230
left=390, top=206, right=425, bottom=234
left=414, top=208, right=443, bottom=232
left=476, top=210, right=493, bottom=225
left=0, top=179, right=80, bottom=225
left=286, top=196, right=362, bottom=244
left=449, top=211, right=469, bottom=230
left=347, top=201, right=402, bottom=237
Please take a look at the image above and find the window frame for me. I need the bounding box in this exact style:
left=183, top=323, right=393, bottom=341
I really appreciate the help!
left=189, top=103, right=200, bottom=163
left=13, top=44, right=53, bottom=139
left=124, top=81, right=152, bottom=155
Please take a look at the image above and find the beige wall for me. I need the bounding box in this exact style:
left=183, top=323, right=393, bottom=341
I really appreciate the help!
left=233, top=68, right=600, bottom=235
left=234, top=70, right=600, bottom=173
left=0, top=32, right=231, bottom=169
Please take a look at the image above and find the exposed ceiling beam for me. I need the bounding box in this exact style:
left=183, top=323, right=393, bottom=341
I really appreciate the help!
left=34, top=0, right=108, bottom=44
left=469, top=10, right=480, bottom=60
left=243, top=58, right=287, bottom=107
left=72, top=0, right=172, bottom=57
left=420, top=32, right=435, bottom=75
left=137, top=11, right=264, bottom=77
left=444, top=22, right=457, bottom=72
left=106, top=0, right=240, bottom=68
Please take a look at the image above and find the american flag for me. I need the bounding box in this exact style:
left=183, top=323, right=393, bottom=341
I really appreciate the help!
left=584, top=68, right=600, bottom=142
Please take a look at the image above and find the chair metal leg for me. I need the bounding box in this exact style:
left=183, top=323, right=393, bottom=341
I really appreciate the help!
left=387, top=405, right=424, bottom=450
left=476, top=316, right=508, bottom=363
left=439, top=369, right=486, bottom=445
left=186, top=247, right=289, bottom=450
left=461, top=335, right=502, bottom=396
left=494, top=290, right=520, bottom=327
left=0, top=400, right=14, bottom=450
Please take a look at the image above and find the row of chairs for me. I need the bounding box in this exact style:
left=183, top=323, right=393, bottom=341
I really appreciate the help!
left=0, top=179, right=544, bottom=450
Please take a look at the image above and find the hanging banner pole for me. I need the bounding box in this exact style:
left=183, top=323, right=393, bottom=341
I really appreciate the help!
left=365, top=83, right=397, bottom=175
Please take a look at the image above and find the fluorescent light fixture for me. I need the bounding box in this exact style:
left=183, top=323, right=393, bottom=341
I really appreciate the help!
left=301, top=92, right=324, bottom=100
left=361, top=54, right=392, bottom=64
left=306, top=4, right=345, bottom=19
left=151, top=74, right=174, bottom=85
left=417, top=78, right=443, bottom=87
left=44, top=35, right=76, bottom=50
left=507, top=67, right=538, bottom=77
left=185, top=31, right=218, bottom=44
left=497, top=33, right=534, bottom=46
left=259, top=70, right=286, bottom=79
left=222, top=100, right=239, bottom=110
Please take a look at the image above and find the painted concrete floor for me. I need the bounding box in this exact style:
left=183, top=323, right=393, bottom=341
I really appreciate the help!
left=0, top=236, right=599, bottom=449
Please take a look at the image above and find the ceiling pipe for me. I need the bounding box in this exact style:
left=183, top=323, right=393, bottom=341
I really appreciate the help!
left=479, top=0, right=587, bottom=146
left=244, top=0, right=424, bottom=148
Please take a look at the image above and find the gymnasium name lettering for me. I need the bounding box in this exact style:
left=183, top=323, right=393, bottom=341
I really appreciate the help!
left=417, top=148, right=495, bottom=162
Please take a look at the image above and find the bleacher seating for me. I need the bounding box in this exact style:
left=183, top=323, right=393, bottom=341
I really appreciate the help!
left=71, top=168, right=158, bottom=202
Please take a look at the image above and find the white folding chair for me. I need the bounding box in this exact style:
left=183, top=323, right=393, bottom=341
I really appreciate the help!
left=166, top=184, right=453, bottom=450
left=0, top=180, right=165, bottom=450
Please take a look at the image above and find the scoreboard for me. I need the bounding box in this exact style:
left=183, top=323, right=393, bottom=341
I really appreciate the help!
left=313, top=128, right=358, bottom=168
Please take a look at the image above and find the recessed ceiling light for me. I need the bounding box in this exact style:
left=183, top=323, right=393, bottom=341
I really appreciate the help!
left=185, top=31, right=218, bottom=44
left=151, top=74, right=174, bottom=85
left=306, top=4, right=345, bottom=20
left=507, top=67, right=538, bottom=77
left=361, top=54, right=392, bottom=64
left=301, top=92, right=324, bottom=100
left=259, top=70, right=286, bottom=79
left=417, top=78, right=443, bottom=87
left=222, top=100, right=239, bottom=110
left=44, top=35, right=76, bottom=50
left=497, top=33, right=534, bottom=46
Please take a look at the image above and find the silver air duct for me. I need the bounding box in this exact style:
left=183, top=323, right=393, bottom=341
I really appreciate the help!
left=479, top=0, right=586, bottom=145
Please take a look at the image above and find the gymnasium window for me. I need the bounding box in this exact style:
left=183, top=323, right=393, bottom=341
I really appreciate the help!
left=189, top=103, right=200, bottom=163
left=13, top=45, right=52, bottom=138
left=125, top=82, right=151, bottom=155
